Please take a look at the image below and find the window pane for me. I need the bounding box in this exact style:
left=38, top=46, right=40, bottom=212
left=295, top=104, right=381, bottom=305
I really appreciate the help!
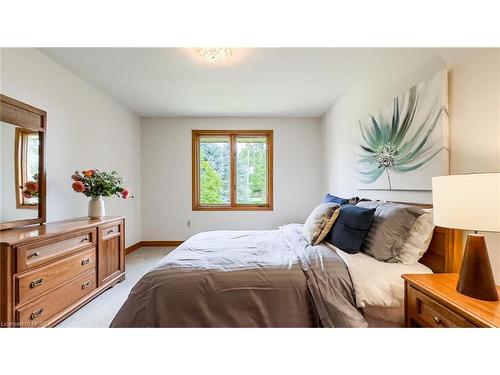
left=236, top=136, right=267, bottom=205
left=199, top=136, right=230, bottom=205
left=26, top=133, right=39, bottom=181
left=24, top=132, right=39, bottom=205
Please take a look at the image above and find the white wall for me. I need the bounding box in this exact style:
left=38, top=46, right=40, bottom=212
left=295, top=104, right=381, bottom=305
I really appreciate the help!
left=321, top=48, right=500, bottom=281
left=142, top=117, right=323, bottom=240
left=0, top=48, right=142, bottom=246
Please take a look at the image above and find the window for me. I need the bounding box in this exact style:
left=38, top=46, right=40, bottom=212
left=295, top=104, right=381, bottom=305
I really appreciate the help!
left=15, top=128, right=40, bottom=208
left=192, top=130, right=273, bottom=210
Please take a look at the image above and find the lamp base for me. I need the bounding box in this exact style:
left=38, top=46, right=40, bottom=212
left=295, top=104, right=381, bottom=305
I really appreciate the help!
left=457, top=234, right=499, bottom=301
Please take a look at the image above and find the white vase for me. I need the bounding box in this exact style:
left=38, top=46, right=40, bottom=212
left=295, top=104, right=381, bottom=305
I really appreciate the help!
left=88, top=196, right=105, bottom=219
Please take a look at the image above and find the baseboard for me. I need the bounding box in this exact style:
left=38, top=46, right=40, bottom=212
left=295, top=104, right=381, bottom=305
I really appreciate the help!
left=125, top=241, right=184, bottom=255
left=141, top=240, right=184, bottom=247
left=125, top=242, right=143, bottom=255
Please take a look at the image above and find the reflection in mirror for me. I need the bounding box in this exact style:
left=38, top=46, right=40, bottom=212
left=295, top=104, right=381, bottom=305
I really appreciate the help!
left=1, top=121, right=40, bottom=222
left=16, top=128, right=40, bottom=207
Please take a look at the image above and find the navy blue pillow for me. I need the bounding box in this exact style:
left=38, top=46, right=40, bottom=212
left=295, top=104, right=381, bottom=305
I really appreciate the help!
left=326, top=205, right=376, bottom=254
left=322, top=193, right=350, bottom=205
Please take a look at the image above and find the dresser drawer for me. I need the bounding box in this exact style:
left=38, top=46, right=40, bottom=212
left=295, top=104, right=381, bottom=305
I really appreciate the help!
left=16, top=270, right=96, bottom=327
left=101, top=222, right=121, bottom=240
left=16, top=229, right=96, bottom=272
left=407, top=286, right=476, bottom=328
left=16, top=247, right=96, bottom=306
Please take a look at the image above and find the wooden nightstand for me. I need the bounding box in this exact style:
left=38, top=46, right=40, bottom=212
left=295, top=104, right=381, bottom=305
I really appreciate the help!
left=402, top=273, right=500, bottom=328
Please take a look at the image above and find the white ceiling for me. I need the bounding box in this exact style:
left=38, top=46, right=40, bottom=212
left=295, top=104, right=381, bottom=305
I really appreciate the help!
left=39, top=48, right=410, bottom=117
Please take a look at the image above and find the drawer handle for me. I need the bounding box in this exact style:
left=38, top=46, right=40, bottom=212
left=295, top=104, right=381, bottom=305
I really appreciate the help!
left=81, top=258, right=91, bottom=266
left=433, top=316, right=444, bottom=325
left=30, top=277, right=45, bottom=289
left=81, top=281, right=92, bottom=290
left=29, top=251, right=40, bottom=259
left=81, top=237, right=90, bottom=243
left=30, top=308, right=44, bottom=320
left=107, top=229, right=114, bottom=234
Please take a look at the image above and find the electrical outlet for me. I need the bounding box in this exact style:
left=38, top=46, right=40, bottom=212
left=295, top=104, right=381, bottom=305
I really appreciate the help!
left=186, top=220, right=191, bottom=227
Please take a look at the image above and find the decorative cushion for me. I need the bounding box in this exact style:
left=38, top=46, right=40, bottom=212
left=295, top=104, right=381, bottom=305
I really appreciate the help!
left=302, top=203, right=341, bottom=245
left=396, top=210, right=435, bottom=264
left=322, top=193, right=359, bottom=205
left=325, top=205, right=376, bottom=254
left=356, top=201, right=425, bottom=262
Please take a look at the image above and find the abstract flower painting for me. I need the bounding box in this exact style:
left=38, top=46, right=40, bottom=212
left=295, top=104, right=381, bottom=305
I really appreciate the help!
left=357, top=69, right=449, bottom=191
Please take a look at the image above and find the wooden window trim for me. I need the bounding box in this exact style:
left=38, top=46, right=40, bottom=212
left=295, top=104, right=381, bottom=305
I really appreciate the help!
left=192, top=130, right=273, bottom=211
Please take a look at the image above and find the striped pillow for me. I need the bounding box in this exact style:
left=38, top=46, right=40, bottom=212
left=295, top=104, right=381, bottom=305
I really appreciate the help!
left=302, top=203, right=341, bottom=245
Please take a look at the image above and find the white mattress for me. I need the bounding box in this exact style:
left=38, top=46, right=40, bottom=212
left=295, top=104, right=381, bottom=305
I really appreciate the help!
left=325, top=243, right=432, bottom=311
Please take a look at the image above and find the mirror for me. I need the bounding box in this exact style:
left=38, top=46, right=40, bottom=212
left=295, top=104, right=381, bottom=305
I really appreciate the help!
left=0, top=95, right=46, bottom=230
left=1, top=121, right=40, bottom=218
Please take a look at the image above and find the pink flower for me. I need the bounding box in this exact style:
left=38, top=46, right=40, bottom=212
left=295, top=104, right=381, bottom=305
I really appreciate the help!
left=72, top=181, right=86, bottom=193
left=71, top=173, right=82, bottom=181
left=24, top=181, right=38, bottom=194
left=121, top=188, right=131, bottom=199
left=22, top=190, right=33, bottom=199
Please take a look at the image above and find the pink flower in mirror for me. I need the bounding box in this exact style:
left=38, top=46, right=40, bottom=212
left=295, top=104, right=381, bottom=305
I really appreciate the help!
left=24, top=181, right=38, bottom=194
left=22, top=190, right=33, bottom=199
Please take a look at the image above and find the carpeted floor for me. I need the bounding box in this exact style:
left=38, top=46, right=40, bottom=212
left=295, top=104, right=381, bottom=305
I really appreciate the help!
left=56, top=247, right=174, bottom=328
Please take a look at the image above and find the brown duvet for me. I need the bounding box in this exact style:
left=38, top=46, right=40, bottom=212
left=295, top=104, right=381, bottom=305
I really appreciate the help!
left=110, top=224, right=367, bottom=328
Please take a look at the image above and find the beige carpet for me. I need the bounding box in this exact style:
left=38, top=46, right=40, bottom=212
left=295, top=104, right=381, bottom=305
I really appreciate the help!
left=56, top=247, right=174, bottom=328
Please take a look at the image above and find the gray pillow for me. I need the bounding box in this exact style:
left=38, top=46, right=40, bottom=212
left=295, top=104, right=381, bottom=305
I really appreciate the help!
left=356, top=201, right=425, bottom=262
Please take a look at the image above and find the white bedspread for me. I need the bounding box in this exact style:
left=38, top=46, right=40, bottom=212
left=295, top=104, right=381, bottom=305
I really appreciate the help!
left=325, top=243, right=432, bottom=308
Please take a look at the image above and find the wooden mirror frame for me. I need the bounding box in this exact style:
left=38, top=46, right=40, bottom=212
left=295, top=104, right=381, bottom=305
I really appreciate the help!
left=0, top=94, right=46, bottom=230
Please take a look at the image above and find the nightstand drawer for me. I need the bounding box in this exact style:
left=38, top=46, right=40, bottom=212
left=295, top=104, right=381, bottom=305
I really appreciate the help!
left=407, top=286, right=476, bottom=328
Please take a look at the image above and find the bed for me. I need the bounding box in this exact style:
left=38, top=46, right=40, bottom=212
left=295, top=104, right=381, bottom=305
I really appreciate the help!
left=110, top=203, right=463, bottom=328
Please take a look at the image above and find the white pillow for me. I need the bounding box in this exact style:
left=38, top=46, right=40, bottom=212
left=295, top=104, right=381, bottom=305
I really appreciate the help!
left=302, top=203, right=340, bottom=245
left=396, top=210, right=434, bottom=264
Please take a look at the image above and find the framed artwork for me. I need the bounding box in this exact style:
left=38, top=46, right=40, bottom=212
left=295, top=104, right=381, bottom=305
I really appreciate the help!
left=356, top=69, right=449, bottom=191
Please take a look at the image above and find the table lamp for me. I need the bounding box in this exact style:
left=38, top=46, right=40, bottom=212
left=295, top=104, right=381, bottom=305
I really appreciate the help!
left=432, top=173, right=500, bottom=301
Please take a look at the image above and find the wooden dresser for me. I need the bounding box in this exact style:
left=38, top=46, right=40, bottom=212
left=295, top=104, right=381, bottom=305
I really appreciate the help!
left=403, top=273, right=500, bottom=328
left=0, top=217, right=125, bottom=327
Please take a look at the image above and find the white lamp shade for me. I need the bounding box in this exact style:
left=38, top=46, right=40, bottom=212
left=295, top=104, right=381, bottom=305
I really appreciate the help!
left=432, top=173, right=500, bottom=232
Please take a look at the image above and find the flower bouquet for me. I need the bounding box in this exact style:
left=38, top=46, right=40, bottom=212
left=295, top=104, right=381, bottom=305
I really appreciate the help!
left=21, top=173, right=39, bottom=201
left=71, top=169, right=132, bottom=218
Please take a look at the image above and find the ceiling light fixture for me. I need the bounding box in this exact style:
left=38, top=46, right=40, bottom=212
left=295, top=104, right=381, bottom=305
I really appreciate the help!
left=195, top=48, right=232, bottom=63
